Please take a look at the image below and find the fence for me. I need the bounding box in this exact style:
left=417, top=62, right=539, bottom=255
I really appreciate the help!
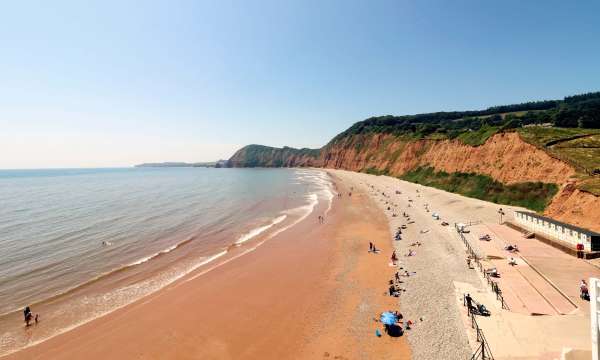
left=463, top=296, right=495, bottom=360
left=456, top=223, right=509, bottom=310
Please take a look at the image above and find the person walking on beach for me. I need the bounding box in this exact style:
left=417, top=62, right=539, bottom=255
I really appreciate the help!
left=369, top=242, right=374, bottom=252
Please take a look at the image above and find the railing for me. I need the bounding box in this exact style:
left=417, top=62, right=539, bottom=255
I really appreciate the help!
left=483, top=272, right=510, bottom=310
left=463, top=295, right=495, bottom=360
left=455, top=223, right=509, bottom=310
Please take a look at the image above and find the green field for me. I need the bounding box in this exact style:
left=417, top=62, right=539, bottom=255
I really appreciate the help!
left=517, top=127, right=600, bottom=195
left=400, top=167, right=558, bottom=212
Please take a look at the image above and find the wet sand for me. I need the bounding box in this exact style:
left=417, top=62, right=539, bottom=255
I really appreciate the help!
left=4, top=175, right=409, bottom=359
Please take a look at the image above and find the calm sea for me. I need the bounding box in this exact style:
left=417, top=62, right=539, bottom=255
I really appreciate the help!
left=0, top=167, right=333, bottom=355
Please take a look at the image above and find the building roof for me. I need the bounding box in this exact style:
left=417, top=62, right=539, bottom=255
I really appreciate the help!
left=515, top=211, right=600, bottom=237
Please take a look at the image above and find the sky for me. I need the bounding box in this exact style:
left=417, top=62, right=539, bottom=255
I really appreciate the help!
left=1, top=0, right=599, bottom=168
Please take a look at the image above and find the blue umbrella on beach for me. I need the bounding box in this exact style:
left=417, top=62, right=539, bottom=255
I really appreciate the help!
left=380, top=312, right=397, bottom=326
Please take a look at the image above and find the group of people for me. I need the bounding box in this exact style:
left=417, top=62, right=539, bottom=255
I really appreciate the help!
left=388, top=279, right=405, bottom=297
left=317, top=215, right=325, bottom=224
left=369, top=242, right=380, bottom=253
left=367, top=185, right=425, bottom=338
left=464, top=293, right=491, bottom=316
left=394, top=228, right=402, bottom=241
left=23, top=306, right=39, bottom=327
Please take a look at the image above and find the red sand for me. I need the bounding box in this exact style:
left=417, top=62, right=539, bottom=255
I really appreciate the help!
left=5, top=175, right=410, bottom=359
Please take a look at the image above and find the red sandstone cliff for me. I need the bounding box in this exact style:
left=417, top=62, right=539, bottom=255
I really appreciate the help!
left=228, top=133, right=599, bottom=232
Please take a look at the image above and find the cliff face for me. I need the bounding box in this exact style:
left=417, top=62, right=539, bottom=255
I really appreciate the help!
left=544, top=183, right=600, bottom=232
left=228, top=133, right=599, bottom=232
left=321, top=132, right=575, bottom=184
left=227, top=145, right=321, bottom=168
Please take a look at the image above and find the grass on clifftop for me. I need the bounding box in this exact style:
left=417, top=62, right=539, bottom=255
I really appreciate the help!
left=517, top=127, right=600, bottom=147
left=455, top=125, right=500, bottom=146
left=517, top=127, right=600, bottom=195
left=400, top=167, right=558, bottom=212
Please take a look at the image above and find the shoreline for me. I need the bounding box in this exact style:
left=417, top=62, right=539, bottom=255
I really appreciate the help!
left=4, top=171, right=410, bottom=359
left=0, top=168, right=331, bottom=357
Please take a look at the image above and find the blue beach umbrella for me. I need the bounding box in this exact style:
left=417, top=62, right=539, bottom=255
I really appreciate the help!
left=380, top=312, right=397, bottom=326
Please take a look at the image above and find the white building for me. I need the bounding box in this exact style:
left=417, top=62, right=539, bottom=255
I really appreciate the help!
left=514, top=211, right=600, bottom=252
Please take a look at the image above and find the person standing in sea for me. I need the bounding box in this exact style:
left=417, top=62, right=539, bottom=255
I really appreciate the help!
left=23, top=307, right=33, bottom=326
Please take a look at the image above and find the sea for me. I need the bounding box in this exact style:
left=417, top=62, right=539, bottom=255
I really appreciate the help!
left=0, top=167, right=334, bottom=356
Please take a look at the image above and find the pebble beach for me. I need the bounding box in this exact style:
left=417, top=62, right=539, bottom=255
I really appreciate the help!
left=331, top=169, right=526, bottom=360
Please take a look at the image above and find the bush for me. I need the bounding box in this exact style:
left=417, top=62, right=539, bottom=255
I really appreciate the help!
left=400, top=167, right=558, bottom=212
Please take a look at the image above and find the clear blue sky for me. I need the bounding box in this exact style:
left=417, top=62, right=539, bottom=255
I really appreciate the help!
left=1, top=0, right=599, bottom=168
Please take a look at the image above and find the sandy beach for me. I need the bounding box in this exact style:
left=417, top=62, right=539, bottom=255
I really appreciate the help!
left=331, top=169, right=597, bottom=359
left=4, top=173, right=410, bottom=360
left=5, top=168, right=595, bottom=360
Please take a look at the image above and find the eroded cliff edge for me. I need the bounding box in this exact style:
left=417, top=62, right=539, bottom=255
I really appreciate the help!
left=228, top=132, right=599, bottom=232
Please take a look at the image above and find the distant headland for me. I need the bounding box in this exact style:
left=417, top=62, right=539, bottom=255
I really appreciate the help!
left=135, top=160, right=228, bottom=168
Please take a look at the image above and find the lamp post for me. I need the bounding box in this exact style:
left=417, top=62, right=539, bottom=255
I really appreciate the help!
left=498, top=208, right=505, bottom=224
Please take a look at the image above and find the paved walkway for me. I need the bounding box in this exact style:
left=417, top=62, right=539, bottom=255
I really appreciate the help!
left=458, top=223, right=596, bottom=359
left=465, top=224, right=578, bottom=315
left=455, top=281, right=590, bottom=360
left=487, top=223, right=600, bottom=314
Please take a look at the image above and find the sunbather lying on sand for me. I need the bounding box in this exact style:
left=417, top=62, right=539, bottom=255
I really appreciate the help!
left=388, top=285, right=404, bottom=297
left=504, top=244, right=519, bottom=252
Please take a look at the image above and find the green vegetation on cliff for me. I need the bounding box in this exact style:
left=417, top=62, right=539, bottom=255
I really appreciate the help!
left=455, top=125, right=501, bottom=146
left=517, top=126, right=600, bottom=194
left=363, top=167, right=389, bottom=176
left=228, top=144, right=320, bottom=167
left=331, top=92, right=600, bottom=146
left=229, top=91, right=600, bottom=196
left=400, top=167, right=558, bottom=212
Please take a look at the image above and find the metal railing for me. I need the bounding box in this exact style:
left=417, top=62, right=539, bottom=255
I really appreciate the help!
left=456, top=224, right=509, bottom=310
left=463, top=295, right=495, bottom=360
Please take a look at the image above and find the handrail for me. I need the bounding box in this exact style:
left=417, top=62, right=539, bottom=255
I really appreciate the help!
left=455, top=223, right=509, bottom=310
left=464, top=294, right=495, bottom=360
